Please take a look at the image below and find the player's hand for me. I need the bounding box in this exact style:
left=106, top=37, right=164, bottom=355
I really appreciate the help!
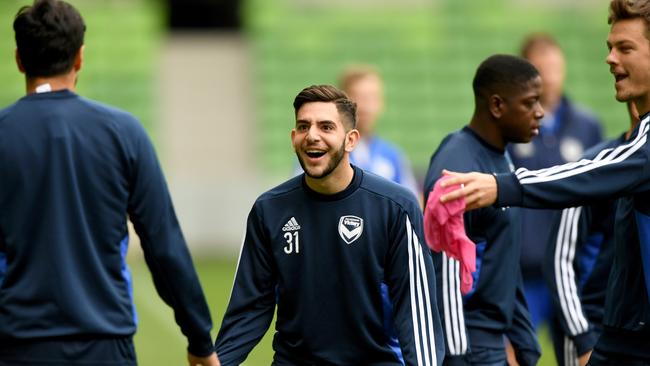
left=505, top=338, right=520, bottom=366
left=188, top=351, right=221, bottom=366
left=439, top=170, right=497, bottom=211
left=578, top=349, right=592, bottom=366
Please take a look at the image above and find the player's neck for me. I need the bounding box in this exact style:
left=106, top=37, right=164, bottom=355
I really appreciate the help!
left=25, top=73, right=77, bottom=94
left=634, top=99, right=650, bottom=122
left=468, top=117, right=505, bottom=151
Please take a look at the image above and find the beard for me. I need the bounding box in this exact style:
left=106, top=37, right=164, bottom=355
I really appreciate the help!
left=296, top=139, right=346, bottom=179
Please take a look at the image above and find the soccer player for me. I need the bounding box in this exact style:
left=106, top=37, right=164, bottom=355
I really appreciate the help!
left=215, top=84, right=444, bottom=365
left=0, top=1, right=219, bottom=365
left=509, top=33, right=604, bottom=333
left=423, top=54, right=542, bottom=365
left=439, top=1, right=650, bottom=364
left=340, top=65, right=420, bottom=199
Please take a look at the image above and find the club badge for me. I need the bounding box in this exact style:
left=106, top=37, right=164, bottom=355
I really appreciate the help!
left=338, top=215, right=363, bottom=244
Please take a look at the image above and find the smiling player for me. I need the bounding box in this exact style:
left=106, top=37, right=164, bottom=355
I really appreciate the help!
left=215, top=84, right=444, bottom=366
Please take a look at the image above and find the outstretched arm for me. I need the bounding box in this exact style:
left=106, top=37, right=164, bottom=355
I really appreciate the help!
left=441, top=117, right=650, bottom=211
left=438, top=170, right=497, bottom=210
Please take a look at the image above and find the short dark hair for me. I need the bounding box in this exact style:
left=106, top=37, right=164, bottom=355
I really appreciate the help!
left=520, top=33, right=561, bottom=59
left=13, top=0, right=86, bottom=78
left=608, top=0, right=650, bottom=39
left=293, top=85, right=357, bottom=130
left=472, top=54, right=540, bottom=101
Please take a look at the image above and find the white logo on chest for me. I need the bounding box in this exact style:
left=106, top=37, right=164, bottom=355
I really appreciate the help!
left=338, top=215, right=364, bottom=244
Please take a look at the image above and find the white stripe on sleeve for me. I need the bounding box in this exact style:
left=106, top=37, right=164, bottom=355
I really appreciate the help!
left=554, top=207, right=589, bottom=336
left=442, top=253, right=467, bottom=355
left=406, top=216, right=438, bottom=366
left=517, top=117, right=649, bottom=184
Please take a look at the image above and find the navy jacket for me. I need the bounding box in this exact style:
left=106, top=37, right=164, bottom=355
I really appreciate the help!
left=496, top=114, right=650, bottom=358
left=543, top=136, right=623, bottom=356
left=423, top=127, right=540, bottom=366
left=0, top=90, right=213, bottom=357
left=508, top=96, right=603, bottom=279
left=215, top=165, right=445, bottom=366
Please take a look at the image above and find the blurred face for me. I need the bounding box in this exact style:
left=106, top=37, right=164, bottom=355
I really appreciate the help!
left=344, top=74, right=384, bottom=137
left=607, top=18, right=650, bottom=114
left=292, top=102, right=356, bottom=179
left=527, top=46, right=565, bottom=111
left=497, top=76, right=544, bottom=144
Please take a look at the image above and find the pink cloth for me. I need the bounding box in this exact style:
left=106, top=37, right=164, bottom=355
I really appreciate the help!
left=423, top=176, right=476, bottom=295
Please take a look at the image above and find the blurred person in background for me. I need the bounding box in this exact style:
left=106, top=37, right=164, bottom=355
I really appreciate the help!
left=543, top=102, right=639, bottom=366
left=507, top=33, right=604, bottom=336
left=0, top=1, right=219, bottom=365
left=423, top=54, right=542, bottom=366
left=215, top=84, right=444, bottom=365
left=339, top=64, right=421, bottom=201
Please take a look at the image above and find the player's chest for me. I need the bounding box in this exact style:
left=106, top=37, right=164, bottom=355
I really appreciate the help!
left=267, top=211, right=390, bottom=261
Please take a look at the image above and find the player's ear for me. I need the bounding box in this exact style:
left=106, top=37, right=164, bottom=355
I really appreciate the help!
left=73, top=45, right=84, bottom=72
left=345, top=128, right=360, bottom=153
left=489, top=94, right=505, bottom=119
left=15, top=49, right=25, bottom=74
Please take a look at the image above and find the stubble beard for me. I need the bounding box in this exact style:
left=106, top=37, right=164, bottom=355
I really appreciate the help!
left=296, top=139, right=346, bottom=179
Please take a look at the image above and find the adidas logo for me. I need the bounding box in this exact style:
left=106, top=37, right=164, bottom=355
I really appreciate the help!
left=282, top=217, right=301, bottom=231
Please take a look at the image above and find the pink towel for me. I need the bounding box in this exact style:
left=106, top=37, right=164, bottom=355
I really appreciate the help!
left=423, top=176, right=476, bottom=295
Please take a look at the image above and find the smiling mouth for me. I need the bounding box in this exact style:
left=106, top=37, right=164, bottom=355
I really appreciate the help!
left=614, top=74, right=627, bottom=82
left=305, top=150, right=326, bottom=158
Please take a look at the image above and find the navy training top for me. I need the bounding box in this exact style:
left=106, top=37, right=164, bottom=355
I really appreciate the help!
left=215, top=165, right=445, bottom=366
left=0, top=90, right=213, bottom=357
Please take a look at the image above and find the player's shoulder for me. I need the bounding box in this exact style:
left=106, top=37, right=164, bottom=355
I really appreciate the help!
left=359, top=169, right=420, bottom=210
left=429, top=128, right=482, bottom=168
left=256, top=174, right=303, bottom=203
left=0, top=101, right=17, bottom=121
left=79, top=96, right=141, bottom=127
left=438, top=128, right=477, bottom=152
left=582, top=134, right=626, bottom=160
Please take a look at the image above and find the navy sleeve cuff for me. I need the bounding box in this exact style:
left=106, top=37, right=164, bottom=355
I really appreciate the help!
left=515, top=348, right=541, bottom=366
left=187, top=336, right=216, bottom=358
left=495, top=172, right=523, bottom=207
left=573, top=329, right=599, bottom=357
